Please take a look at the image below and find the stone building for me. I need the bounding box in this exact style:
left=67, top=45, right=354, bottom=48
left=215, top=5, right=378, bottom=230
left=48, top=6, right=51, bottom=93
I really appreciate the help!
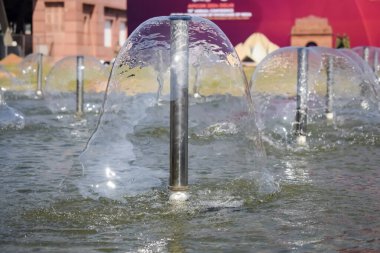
left=290, top=15, right=333, bottom=47
left=33, top=0, right=127, bottom=61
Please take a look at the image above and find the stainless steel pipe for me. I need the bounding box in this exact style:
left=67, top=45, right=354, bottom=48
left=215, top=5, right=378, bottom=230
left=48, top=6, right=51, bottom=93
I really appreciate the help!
left=326, top=55, right=334, bottom=120
left=373, top=51, right=378, bottom=74
left=76, top=55, right=84, bottom=116
left=294, top=48, right=308, bottom=145
left=363, top=46, right=370, bottom=63
left=169, top=15, right=191, bottom=200
left=36, top=53, right=43, bottom=97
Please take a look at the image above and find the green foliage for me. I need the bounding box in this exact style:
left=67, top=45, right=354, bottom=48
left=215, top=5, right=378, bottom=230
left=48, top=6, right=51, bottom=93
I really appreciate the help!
left=336, top=34, right=351, bottom=49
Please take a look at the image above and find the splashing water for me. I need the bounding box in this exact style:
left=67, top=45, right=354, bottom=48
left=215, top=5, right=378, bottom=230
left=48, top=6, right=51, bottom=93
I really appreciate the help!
left=77, top=16, right=275, bottom=201
left=250, top=46, right=380, bottom=150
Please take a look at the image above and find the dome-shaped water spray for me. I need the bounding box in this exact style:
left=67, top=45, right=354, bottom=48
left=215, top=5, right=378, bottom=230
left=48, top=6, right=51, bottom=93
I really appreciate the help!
left=18, top=53, right=53, bottom=97
left=0, top=65, right=25, bottom=129
left=0, top=87, right=25, bottom=130
left=0, top=63, right=30, bottom=95
left=352, top=46, right=380, bottom=81
left=251, top=46, right=380, bottom=149
left=44, top=55, right=109, bottom=116
left=78, top=16, right=269, bottom=201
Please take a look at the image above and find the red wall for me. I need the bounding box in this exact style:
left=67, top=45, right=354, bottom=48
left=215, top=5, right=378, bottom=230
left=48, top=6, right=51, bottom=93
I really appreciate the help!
left=127, top=0, right=380, bottom=47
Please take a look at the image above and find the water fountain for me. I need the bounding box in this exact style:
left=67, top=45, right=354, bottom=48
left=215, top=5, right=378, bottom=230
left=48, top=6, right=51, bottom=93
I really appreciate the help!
left=251, top=46, right=380, bottom=149
left=18, top=53, right=53, bottom=97
left=294, top=48, right=309, bottom=145
left=0, top=63, right=28, bottom=92
left=43, top=55, right=109, bottom=116
left=78, top=15, right=272, bottom=202
left=352, top=46, right=380, bottom=80
left=0, top=86, right=25, bottom=130
left=0, top=63, right=26, bottom=129
left=1, top=17, right=380, bottom=253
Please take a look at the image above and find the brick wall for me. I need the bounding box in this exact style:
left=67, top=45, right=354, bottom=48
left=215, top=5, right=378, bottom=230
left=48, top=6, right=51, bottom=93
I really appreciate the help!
left=33, top=0, right=127, bottom=61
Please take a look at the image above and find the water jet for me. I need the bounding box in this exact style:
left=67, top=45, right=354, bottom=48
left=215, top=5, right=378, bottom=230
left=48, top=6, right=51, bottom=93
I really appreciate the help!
left=294, top=48, right=309, bottom=146
left=250, top=46, right=380, bottom=149
left=35, top=53, right=43, bottom=97
left=17, top=53, right=52, bottom=97
left=79, top=15, right=266, bottom=201
left=325, top=55, right=334, bottom=121
left=168, top=15, right=191, bottom=201
left=44, top=55, right=108, bottom=116
left=352, top=46, right=380, bottom=81
left=0, top=87, right=25, bottom=130
left=76, top=55, right=85, bottom=117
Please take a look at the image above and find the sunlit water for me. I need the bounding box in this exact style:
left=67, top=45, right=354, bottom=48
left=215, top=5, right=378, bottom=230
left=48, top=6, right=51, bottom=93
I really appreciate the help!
left=0, top=93, right=379, bottom=253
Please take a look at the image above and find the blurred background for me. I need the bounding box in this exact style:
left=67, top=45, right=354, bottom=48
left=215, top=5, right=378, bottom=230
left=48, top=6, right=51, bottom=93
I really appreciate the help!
left=0, top=0, right=379, bottom=64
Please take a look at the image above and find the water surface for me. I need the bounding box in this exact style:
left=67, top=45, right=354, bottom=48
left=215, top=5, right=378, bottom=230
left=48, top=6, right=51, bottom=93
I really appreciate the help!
left=0, top=94, right=379, bottom=253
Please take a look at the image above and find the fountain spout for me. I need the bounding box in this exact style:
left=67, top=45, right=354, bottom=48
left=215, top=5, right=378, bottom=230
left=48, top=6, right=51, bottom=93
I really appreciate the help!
left=36, top=53, right=43, bottom=97
left=374, top=51, right=379, bottom=77
left=294, top=48, right=309, bottom=145
left=76, top=55, right=84, bottom=117
left=363, top=46, right=370, bottom=64
left=325, top=55, right=334, bottom=121
left=169, top=15, right=191, bottom=201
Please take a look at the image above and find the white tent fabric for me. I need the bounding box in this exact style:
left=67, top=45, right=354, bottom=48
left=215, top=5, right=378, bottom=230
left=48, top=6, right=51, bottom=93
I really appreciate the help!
left=235, top=33, right=279, bottom=64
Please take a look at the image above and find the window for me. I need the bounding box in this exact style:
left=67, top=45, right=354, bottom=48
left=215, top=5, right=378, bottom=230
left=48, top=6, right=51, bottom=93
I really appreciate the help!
left=83, top=4, right=94, bottom=45
left=45, top=2, right=64, bottom=32
left=104, top=20, right=113, bottom=47
left=119, top=22, right=127, bottom=47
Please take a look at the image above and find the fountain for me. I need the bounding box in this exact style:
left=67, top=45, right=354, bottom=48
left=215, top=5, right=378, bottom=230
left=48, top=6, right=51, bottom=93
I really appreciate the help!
left=0, top=87, right=25, bottom=130
left=0, top=63, right=29, bottom=93
left=294, top=48, right=309, bottom=145
left=43, top=55, right=109, bottom=116
left=251, top=46, right=380, bottom=149
left=18, top=53, right=53, bottom=97
left=168, top=16, right=191, bottom=200
left=352, top=46, right=380, bottom=80
left=78, top=15, right=272, bottom=202
left=0, top=62, right=26, bottom=129
left=1, top=17, right=380, bottom=253
left=325, top=54, right=334, bottom=121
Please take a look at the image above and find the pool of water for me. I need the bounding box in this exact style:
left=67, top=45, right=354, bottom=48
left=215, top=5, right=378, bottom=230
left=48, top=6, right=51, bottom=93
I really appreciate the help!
left=0, top=94, right=379, bottom=253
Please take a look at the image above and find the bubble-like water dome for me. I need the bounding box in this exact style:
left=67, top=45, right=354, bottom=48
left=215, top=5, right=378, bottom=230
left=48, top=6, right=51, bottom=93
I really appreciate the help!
left=17, top=53, right=54, bottom=96
left=251, top=46, right=380, bottom=149
left=0, top=64, right=25, bottom=92
left=79, top=16, right=272, bottom=201
left=352, top=46, right=380, bottom=80
left=0, top=88, right=25, bottom=130
left=44, top=55, right=109, bottom=115
left=0, top=65, right=25, bottom=129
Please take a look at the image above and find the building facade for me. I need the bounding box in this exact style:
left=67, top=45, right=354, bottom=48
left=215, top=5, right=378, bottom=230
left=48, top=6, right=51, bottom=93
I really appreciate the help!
left=33, top=0, right=127, bottom=61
